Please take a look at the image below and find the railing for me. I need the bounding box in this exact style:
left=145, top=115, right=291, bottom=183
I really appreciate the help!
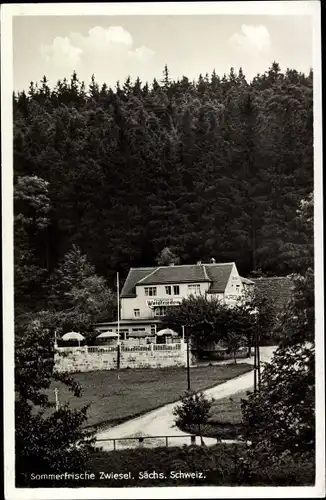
left=56, top=343, right=184, bottom=354
left=95, top=434, right=211, bottom=451
left=153, top=343, right=181, bottom=351
left=87, top=346, right=117, bottom=353
left=122, top=345, right=151, bottom=352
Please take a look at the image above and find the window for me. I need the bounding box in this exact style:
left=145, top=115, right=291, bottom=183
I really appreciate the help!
left=173, top=285, right=180, bottom=295
left=150, top=324, right=157, bottom=335
left=165, top=285, right=172, bottom=295
left=155, top=306, right=167, bottom=317
left=188, top=284, right=201, bottom=294
left=119, top=328, right=129, bottom=340
left=145, top=287, right=157, bottom=296
left=132, top=328, right=145, bottom=332
left=134, top=309, right=140, bottom=317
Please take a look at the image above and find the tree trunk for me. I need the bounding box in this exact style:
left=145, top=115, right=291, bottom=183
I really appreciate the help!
left=233, top=351, right=237, bottom=364
left=247, top=340, right=252, bottom=358
left=198, top=423, right=205, bottom=446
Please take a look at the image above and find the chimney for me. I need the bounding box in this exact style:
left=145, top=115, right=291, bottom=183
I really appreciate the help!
left=196, top=260, right=202, bottom=265
left=210, top=257, right=216, bottom=264
left=169, top=263, right=175, bottom=266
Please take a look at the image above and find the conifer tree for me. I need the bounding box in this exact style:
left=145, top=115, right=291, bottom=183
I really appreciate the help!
left=48, top=245, right=116, bottom=334
left=13, top=65, right=313, bottom=283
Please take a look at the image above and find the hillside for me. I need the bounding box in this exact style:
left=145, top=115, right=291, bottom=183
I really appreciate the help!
left=14, top=63, right=313, bottom=290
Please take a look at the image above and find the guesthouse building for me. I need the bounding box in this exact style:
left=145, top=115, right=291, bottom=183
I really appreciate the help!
left=95, top=261, right=254, bottom=341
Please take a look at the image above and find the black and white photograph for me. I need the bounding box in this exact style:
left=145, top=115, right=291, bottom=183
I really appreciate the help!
left=2, top=1, right=324, bottom=498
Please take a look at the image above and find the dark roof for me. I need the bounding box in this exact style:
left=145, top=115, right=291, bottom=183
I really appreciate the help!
left=120, top=263, right=235, bottom=298
left=120, top=267, right=157, bottom=298
left=205, top=263, right=234, bottom=293
left=250, top=277, right=294, bottom=312
left=138, top=265, right=210, bottom=286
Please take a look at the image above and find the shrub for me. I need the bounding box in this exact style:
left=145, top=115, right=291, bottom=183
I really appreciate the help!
left=241, top=343, right=315, bottom=462
left=173, top=391, right=213, bottom=444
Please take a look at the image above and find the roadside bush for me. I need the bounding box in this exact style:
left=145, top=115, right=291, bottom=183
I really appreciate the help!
left=173, top=391, right=213, bottom=444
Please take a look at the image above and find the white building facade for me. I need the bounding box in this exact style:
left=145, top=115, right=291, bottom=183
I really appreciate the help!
left=95, top=261, right=254, bottom=340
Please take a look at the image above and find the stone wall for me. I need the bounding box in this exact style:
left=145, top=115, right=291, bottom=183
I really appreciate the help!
left=54, top=342, right=191, bottom=373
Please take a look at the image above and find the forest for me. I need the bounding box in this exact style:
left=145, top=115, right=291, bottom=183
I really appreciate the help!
left=13, top=62, right=313, bottom=309
left=13, top=62, right=315, bottom=485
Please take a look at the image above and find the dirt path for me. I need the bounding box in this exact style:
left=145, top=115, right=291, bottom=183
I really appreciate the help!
left=96, top=346, right=276, bottom=450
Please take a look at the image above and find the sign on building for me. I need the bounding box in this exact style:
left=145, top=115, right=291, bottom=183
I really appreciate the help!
left=146, top=298, right=182, bottom=308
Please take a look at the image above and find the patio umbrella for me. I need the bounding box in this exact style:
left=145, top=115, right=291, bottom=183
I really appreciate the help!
left=61, top=331, right=85, bottom=347
left=156, top=328, right=179, bottom=337
left=96, top=331, right=119, bottom=339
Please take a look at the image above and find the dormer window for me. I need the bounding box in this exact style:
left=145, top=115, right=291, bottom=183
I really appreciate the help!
left=145, top=287, right=157, bottom=296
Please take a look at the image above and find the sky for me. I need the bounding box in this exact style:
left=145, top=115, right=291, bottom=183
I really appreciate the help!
left=13, top=14, right=313, bottom=92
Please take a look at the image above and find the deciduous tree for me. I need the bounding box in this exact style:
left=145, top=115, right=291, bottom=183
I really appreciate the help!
left=14, top=175, right=51, bottom=317
left=173, top=391, right=213, bottom=445
left=15, top=314, right=95, bottom=486
left=241, top=257, right=315, bottom=463
left=241, top=343, right=315, bottom=463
